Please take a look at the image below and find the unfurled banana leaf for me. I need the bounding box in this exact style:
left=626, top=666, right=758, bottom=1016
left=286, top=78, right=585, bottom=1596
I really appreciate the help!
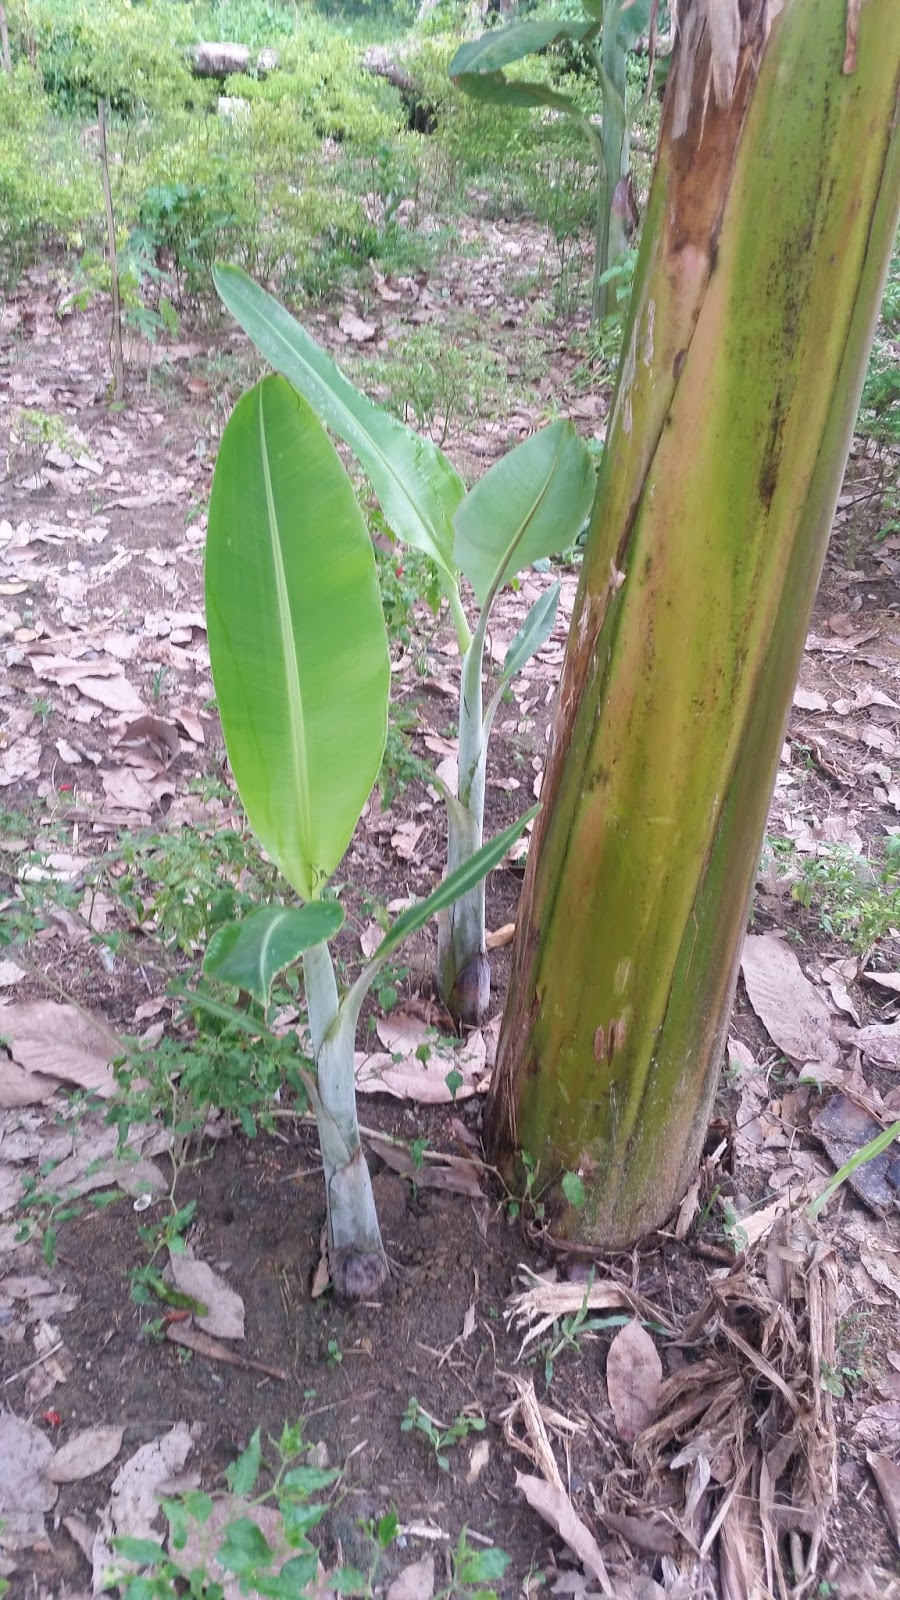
left=204, top=903, right=344, bottom=1006
left=206, top=375, right=390, bottom=901
left=213, top=265, right=463, bottom=586
left=450, top=19, right=596, bottom=79
left=453, top=421, right=596, bottom=608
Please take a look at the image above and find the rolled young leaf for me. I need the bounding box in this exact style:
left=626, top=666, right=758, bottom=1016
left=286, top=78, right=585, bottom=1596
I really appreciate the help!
left=500, top=580, right=561, bottom=688
left=213, top=265, right=464, bottom=586
left=203, top=903, right=344, bottom=1006
left=369, top=807, right=539, bottom=969
left=453, top=421, right=595, bottom=608
left=206, top=375, right=390, bottom=900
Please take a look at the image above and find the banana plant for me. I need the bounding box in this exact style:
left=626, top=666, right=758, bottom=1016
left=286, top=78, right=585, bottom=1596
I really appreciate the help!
left=449, top=0, right=654, bottom=321
left=203, top=373, right=535, bottom=1296
left=213, top=264, right=596, bottom=1026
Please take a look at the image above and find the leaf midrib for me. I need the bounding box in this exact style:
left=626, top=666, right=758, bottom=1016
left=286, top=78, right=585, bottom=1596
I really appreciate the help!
left=258, top=393, right=313, bottom=894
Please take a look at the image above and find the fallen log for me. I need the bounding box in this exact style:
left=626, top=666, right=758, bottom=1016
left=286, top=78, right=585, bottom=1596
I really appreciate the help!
left=363, top=46, right=437, bottom=134
left=188, top=42, right=278, bottom=80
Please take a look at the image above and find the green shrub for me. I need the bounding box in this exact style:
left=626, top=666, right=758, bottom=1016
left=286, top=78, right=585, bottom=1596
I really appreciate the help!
left=0, top=64, right=98, bottom=267
left=858, top=248, right=900, bottom=450
left=10, top=0, right=197, bottom=115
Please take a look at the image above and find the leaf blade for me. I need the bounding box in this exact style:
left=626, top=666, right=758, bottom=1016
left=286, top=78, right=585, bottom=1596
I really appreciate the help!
left=203, top=903, right=345, bottom=1006
left=206, top=375, right=390, bottom=899
left=501, top=580, right=561, bottom=685
left=213, top=265, right=464, bottom=580
left=453, top=421, right=595, bottom=606
left=372, top=808, right=539, bottom=967
left=450, top=19, right=596, bottom=78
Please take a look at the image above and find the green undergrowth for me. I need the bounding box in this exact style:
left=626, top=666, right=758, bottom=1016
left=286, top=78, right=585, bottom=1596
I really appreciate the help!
left=765, top=832, right=900, bottom=952
left=1, top=0, right=427, bottom=297
left=103, top=1418, right=509, bottom=1599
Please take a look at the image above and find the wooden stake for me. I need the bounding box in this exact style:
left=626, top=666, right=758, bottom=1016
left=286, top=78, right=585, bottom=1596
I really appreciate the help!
left=0, top=7, right=11, bottom=77
left=97, top=100, right=125, bottom=402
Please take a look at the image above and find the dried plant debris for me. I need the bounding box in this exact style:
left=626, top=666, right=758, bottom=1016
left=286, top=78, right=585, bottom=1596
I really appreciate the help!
left=508, top=1219, right=839, bottom=1596
left=633, top=1215, right=838, bottom=1597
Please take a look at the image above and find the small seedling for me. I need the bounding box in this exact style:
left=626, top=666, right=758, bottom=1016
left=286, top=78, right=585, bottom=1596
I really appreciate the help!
left=104, top=1419, right=355, bottom=1597
left=202, top=372, right=536, bottom=1296
left=534, top=1271, right=632, bottom=1385
left=213, top=266, right=593, bottom=1026
left=400, top=1397, right=486, bottom=1471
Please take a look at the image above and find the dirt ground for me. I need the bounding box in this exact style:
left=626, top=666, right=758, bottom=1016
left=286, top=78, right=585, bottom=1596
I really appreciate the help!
left=2, top=218, right=900, bottom=1600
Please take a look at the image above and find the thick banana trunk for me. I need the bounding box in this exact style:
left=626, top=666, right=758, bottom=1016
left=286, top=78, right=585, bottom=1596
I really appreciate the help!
left=488, top=0, right=900, bottom=1246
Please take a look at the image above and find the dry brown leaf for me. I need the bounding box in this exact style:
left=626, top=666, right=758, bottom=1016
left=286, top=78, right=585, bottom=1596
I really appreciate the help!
left=0, top=1412, right=58, bottom=1548
left=863, top=971, right=900, bottom=995
left=356, top=1020, right=487, bottom=1104
left=0, top=735, right=41, bottom=787
left=367, top=1135, right=485, bottom=1198
left=386, top=1555, right=435, bottom=1600
left=848, top=1022, right=900, bottom=1070
left=25, top=1318, right=74, bottom=1404
left=854, top=1403, right=900, bottom=1450
left=740, top=933, right=844, bottom=1075
left=390, top=820, right=424, bottom=861
left=591, top=1502, right=676, bottom=1557
left=868, top=1452, right=900, bottom=1546
left=338, top=311, right=377, bottom=343
left=0, top=1001, right=121, bottom=1105
left=91, top=1424, right=193, bottom=1590
left=116, top=714, right=180, bottom=767
left=77, top=675, right=145, bottom=713
left=860, top=1252, right=900, bottom=1307
left=166, top=1254, right=245, bottom=1340
left=47, top=1427, right=124, bottom=1483
left=793, top=688, right=828, bottom=712
left=171, top=706, right=205, bottom=744
left=100, top=767, right=156, bottom=815
left=606, top=1322, right=663, bottom=1443
left=515, top=1473, right=612, bottom=1594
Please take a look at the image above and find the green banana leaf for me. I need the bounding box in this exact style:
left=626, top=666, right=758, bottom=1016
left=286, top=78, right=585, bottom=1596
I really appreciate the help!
left=213, top=265, right=464, bottom=584
left=455, top=72, right=583, bottom=117
left=206, top=375, right=390, bottom=901
left=450, top=19, right=596, bottom=78
left=203, top=903, right=345, bottom=1006
left=501, top=580, right=561, bottom=687
left=370, top=807, right=539, bottom=969
left=453, top=421, right=596, bottom=608
left=580, top=0, right=654, bottom=42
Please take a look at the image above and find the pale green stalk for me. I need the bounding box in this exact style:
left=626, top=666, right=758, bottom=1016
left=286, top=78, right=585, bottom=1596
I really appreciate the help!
left=303, top=941, right=389, bottom=1296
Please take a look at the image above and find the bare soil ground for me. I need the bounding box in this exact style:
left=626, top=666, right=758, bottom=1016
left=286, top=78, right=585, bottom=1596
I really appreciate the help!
left=2, top=220, right=900, bottom=1600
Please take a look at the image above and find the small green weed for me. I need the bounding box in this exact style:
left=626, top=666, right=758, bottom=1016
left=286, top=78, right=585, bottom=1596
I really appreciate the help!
left=103, top=1419, right=356, bottom=1598
left=819, top=1310, right=872, bottom=1398
left=16, top=1178, right=122, bottom=1268
left=532, top=1269, right=632, bottom=1385
left=379, top=702, right=434, bottom=810
left=775, top=836, right=900, bottom=951
left=400, top=1397, right=486, bottom=1472
left=353, top=328, right=507, bottom=446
